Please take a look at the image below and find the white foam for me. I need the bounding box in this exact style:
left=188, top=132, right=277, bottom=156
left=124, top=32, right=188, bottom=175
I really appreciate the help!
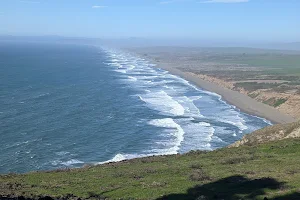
left=219, top=118, right=248, bottom=131
left=153, top=80, right=174, bottom=85
left=148, top=118, right=184, bottom=154
left=189, top=96, right=202, bottom=101
left=178, top=120, right=217, bottom=151
left=61, top=159, right=84, bottom=166
left=108, top=62, right=122, bottom=68
left=98, top=153, right=147, bottom=164
left=127, top=64, right=136, bottom=71
left=222, top=113, right=248, bottom=131
left=198, top=122, right=211, bottom=126
left=103, top=153, right=126, bottom=163
left=201, top=90, right=222, bottom=98
left=213, top=108, right=248, bottom=131
left=127, top=76, right=137, bottom=81
left=251, top=115, right=273, bottom=125
left=98, top=118, right=185, bottom=165
left=114, top=69, right=127, bottom=74
left=212, top=135, right=227, bottom=143
left=138, top=75, right=158, bottom=80
left=138, top=90, right=185, bottom=116
left=175, top=96, right=203, bottom=117
left=235, top=121, right=248, bottom=130
left=51, top=159, right=84, bottom=166
left=163, top=73, right=204, bottom=93
left=101, top=47, right=270, bottom=156
left=55, top=151, right=70, bottom=156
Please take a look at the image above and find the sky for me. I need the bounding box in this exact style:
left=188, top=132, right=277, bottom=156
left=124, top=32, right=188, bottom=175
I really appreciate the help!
left=0, top=0, right=299, bottom=43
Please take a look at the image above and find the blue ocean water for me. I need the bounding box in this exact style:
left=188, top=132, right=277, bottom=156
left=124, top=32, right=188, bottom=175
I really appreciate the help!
left=0, top=42, right=271, bottom=173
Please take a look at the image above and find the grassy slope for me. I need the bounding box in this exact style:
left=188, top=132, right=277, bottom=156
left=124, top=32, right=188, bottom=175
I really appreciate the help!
left=1, top=139, right=300, bottom=200
left=229, top=121, right=300, bottom=148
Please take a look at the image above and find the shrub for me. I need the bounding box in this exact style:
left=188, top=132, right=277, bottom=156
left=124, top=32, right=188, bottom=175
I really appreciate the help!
left=274, top=98, right=287, bottom=107
left=190, top=163, right=203, bottom=169
left=189, top=169, right=211, bottom=182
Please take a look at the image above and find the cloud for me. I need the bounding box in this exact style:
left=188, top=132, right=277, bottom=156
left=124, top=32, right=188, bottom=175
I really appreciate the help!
left=92, top=5, right=108, bottom=9
left=200, top=0, right=249, bottom=3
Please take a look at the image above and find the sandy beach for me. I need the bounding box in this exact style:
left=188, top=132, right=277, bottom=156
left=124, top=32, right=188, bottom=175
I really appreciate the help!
left=154, top=63, right=295, bottom=124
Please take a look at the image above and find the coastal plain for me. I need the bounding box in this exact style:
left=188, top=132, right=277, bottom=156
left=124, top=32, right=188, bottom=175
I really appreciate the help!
left=130, top=47, right=300, bottom=123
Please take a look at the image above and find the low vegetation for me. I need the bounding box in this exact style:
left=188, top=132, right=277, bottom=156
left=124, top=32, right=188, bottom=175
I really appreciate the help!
left=234, top=82, right=283, bottom=92
left=230, top=121, right=300, bottom=148
left=273, top=98, right=288, bottom=107
left=248, top=92, right=260, bottom=99
left=262, top=97, right=287, bottom=108
left=1, top=127, right=300, bottom=199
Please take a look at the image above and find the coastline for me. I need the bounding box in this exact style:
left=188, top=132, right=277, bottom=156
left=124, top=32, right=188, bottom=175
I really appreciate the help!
left=150, top=60, right=296, bottom=124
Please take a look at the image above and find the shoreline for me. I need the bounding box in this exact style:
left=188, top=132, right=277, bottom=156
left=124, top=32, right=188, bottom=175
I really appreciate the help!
left=149, top=61, right=296, bottom=124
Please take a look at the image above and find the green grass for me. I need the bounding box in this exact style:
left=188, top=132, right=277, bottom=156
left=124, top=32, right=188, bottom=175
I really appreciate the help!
left=219, top=54, right=300, bottom=74
left=274, top=98, right=288, bottom=107
left=248, top=92, right=260, bottom=98
left=234, top=82, right=282, bottom=92
left=204, top=52, right=300, bottom=76
left=238, top=55, right=300, bottom=68
left=262, top=98, right=287, bottom=107
left=1, top=139, right=300, bottom=200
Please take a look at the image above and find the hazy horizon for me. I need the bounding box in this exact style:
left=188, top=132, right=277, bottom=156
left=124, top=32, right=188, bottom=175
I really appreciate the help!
left=0, top=0, right=299, bottom=44
left=1, top=35, right=300, bottom=51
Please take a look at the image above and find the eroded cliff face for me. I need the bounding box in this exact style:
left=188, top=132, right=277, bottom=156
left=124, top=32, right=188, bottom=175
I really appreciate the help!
left=229, top=121, right=300, bottom=148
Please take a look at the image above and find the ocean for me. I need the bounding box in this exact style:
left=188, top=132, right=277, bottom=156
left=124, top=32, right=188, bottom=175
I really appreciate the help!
left=0, top=42, right=271, bottom=173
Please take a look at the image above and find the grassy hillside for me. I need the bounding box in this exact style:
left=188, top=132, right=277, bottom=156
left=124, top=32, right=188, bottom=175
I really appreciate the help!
left=1, top=137, right=300, bottom=200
